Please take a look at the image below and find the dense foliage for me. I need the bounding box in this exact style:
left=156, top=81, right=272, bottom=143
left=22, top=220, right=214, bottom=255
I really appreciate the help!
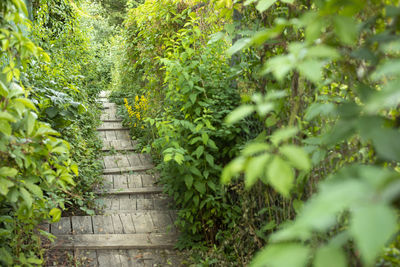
left=111, top=0, right=400, bottom=266
left=0, top=0, right=108, bottom=265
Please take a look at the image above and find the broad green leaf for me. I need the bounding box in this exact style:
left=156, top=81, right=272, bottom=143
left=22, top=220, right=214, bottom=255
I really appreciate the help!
left=266, top=156, right=294, bottom=197
left=0, top=178, right=14, bottom=196
left=70, top=163, right=79, bottom=176
left=194, top=181, right=206, bottom=194
left=189, top=166, right=202, bottom=177
left=0, top=112, right=16, bottom=122
left=164, top=154, right=172, bottom=162
left=49, top=208, right=62, bottom=222
left=314, top=246, right=347, bottom=267
left=251, top=243, right=310, bottom=267
left=371, top=60, right=400, bottom=80
left=221, top=157, right=245, bottom=184
left=334, top=16, right=358, bottom=45
left=256, top=0, right=277, bottom=13
left=242, top=143, right=270, bottom=156
left=184, top=175, right=193, bottom=189
left=201, top=132, right=209, bottom=145
left=265, top=55, right=294, bottom=81
left=15, top=98, right=37, bottom=111
left=0, top=121, right=11, bottom=136
left=226, top=105, right=255, bottom=124
left=25, top=182, right=43, bottom=198
left=193, top=146, right=204, bottom=159
left=307, top=45, right=340, bottom=59
left=304, top=102, right=335, bottom=120
left=26, top=111, right=36, bottom=135
left=174, top=153, right=184, bottom=164
left=297, top=59, right=325, bottom=82
left=270, top=127, right=298, bottom=146
left=0, top=167, right=18, bottom=177
left=245, top=153, right=270, bottom=188
left=350, top=204, right=397, bottom=265
left=227, top=38, right=252, bottom=55
left=20, top=187, right=32, bottom=207
left=279, top=145, right=311, bottom=171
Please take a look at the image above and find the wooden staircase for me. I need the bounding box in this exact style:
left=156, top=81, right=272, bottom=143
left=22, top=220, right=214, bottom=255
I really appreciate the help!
left=46, top=91, right=182, bottom=266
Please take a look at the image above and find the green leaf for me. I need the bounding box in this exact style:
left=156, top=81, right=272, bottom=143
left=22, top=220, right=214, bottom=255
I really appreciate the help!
left=334, top=16, right=358, bottom=45
left=193, top=146, right=204, bottom=159
left=205, top=153, right=214, bottom=166
left=265, top=55, right=294, bottom=81
left=49, top=208, right=62, bottom=222
left=279, top=145, right=311, bottom=171
left=20, top=187, right=32, bottom=208
left=25, top=182, right=43, bottom=198
left=256, top=0, right=277, bottom=13
left=226, top=105, right=255, bottom=124
left=194, top=181, right=206, bottom=194
left=266, top=156, right=294, bottom=197
left=0, top=121, right=11, bottom=136
left=270, top=127, right=298, bottom=146
left=314, top=246, right=347, bottom=267
left=164, top=154, right=173, bottom=162
left=15, top=98, right=37, bottom=111
left=227, top=38, right=252, bottom=55
left=304, top=102, right=335, bottom=120
left=350, top=204, right=397, bottom=265
left=201, top=132, right=209, bottom=145
left=70, top=163, right=79, bottom=176
left=0, top=112, right=16, bottom=122
left=0, top=167, right=18, bottom=177
left=221, top=157, right=245, bottom=184
left=0, top=178, right=14, bottom=196
left=251, top=243, right=310, bottom=267
left=174, top=153, right=185, bottom=165
left=297, top=59, right=325, bottom=82
left=26, top=111, right=36, bottom=135
left=184, top=175, right=193, bottom=189
left=189, top=166, right=202, bottom=177
left=245, top=153, right=271, bottom=188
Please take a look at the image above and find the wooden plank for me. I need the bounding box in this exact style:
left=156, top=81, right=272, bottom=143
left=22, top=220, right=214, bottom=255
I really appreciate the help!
left=138, top=154, right=153, bottom=165
left=119, top=195, right=136, bottom=210
left=102, top=175, right=113, bottom=189
left=131, top=213, right=154, bottom=233
left=103, top=155, right=118, bottom=169
left=116, top=155, right=130, bottom=168
left=97, top=250, right=121, bottom=267
left=117, top=250, right=130, bottom=267
left=72, top=216, right=93, bottom=234
left=141, top=175, right=156, bottom=187
left=150, top=212, right=174, bottom=234
left=103, top=165, right=154, bottom=175
left=116, top=130, right=130, bottom=140
left=92, top=215, right=114, bottom=234
left=126, top=154, right=142, bottom=167
left=52, top=233, right=178, bottom=249
left=119, top=214, right=136, bottom=234
left=136, top=198, right=154, bottom=210
left=113, top=174, right=128, bottom=189
left=111, top=214, right=124, bottom=234
left=102, top=119, right=123, bottom=123
left=105, top=130, right=117, bottom=141
left=51, top=217, right=71, bottom=235
left=110, top=197, right=120, bottom=210
left=127, top=174, right=142, bottom=188
left=97, top=187, right=163, bottom=195
left=153, top=197, right=172, bottom=210
left=76, top=250, right=98, bottom=267
left=97, top=127, right=130, bottom=131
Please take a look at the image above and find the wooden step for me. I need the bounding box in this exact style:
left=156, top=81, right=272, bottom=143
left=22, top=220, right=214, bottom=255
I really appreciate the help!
left=102, top=119, right=123, bottom=123
left=97, top=127, right=130, bottom=131
left=97, top=187, right=164, bottom=195
left=103, top=166, right=154, bottom=175
left=52, top=233, right=178, bottom=249
left=101, top=140, right=137, bottom=152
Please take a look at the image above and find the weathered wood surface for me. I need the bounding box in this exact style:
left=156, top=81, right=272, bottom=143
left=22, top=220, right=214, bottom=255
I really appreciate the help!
left=49, top=92, right=181, bottom=265
left=52, top=233, right=178, bottom=249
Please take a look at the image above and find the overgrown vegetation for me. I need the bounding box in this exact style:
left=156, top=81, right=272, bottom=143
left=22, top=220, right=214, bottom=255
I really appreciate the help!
left=111, top=0, right=400, bottom=266
left=0, top=0, right=110, bottom=265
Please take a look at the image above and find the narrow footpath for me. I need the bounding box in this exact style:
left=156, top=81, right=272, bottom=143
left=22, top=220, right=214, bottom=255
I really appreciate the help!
left=47, top=91, right=181, bottom=266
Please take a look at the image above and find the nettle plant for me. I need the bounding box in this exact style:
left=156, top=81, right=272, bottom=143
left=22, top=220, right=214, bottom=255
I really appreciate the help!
left=0, top=1, right=75, bottom=265
left=223, top=0, right=400, bottom=266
